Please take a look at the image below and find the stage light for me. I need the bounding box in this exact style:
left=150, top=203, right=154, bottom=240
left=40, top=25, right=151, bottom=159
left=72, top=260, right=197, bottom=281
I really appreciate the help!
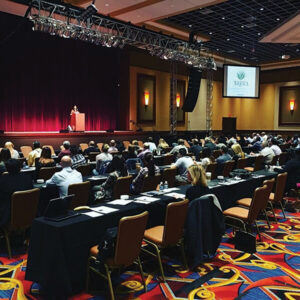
left=79, top=4, right=97, bottom=21
left=290, top=99, right=295, bottom=112
left=176, top=93, right=181, bottom=108
left=144, top=91, right=150, bottom=108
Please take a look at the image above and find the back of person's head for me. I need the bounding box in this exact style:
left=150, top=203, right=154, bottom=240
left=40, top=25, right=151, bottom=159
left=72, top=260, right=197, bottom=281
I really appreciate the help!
left=33, top=141, right=41, bottom=149
left=188, top=164, right=207, bottom=187
left=128, top=144, right=135, bottom=153
left=41, top=147, right=52, bottom=159
left=143, top=142, right=150, bottom=150
left=271, top=138, right=277, bottom=145
left=89, top=141, right=95, bottom=147
left=109, top=156, right=127, bottom=176
left=178, top=139, right=184, bottom=145
left=192, top=138, right=199, bottom=145
left=4, top=141, right=14, bottom=150
left=261, top=141, right=268, bottom=149
left=179, top=148, right=187, bottom=157
left=63, top=141, right=70, bottom=150
left=0, top=148, right=11, bottom=162
left=70, top=145, right=78, bottom=156
left=204, top=137, right=211, bottom=143
left=6, top=159, right=21, bottom=175
left=102, top=144, right=109, bottom=153
left=202, top=147, right=211, bottom=158
left=221, top=146, right=228, bottom=154
left=231, top=143, right=242, bottom=154
left=147, top=137, right=153, bottom=142
left=132, top=140, right=139, bottom=146
left=144, top=152, right=155, bottom=176
left=60, top=156, right=72, bottom=168
left=110, top=140, right=116, bottom=147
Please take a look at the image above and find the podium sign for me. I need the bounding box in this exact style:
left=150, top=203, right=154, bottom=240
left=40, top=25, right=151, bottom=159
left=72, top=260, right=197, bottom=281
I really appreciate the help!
left=71, top=113, right=85, bottom=131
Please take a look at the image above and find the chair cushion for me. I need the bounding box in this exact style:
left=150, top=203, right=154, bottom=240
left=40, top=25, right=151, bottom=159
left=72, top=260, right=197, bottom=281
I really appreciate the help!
left=236, top=198, right=252, bottom=207
left=244, top=167, right=254, bottom=172
left=223, top=207, right=249, bottom=220
left=144, top=226, right=164, bottom=245
left=269, top=192, right=275, bottom=201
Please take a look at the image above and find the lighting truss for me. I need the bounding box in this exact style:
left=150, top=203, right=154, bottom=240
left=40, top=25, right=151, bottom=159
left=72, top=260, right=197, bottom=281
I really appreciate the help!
left=27, top=0, right=216, bottom=70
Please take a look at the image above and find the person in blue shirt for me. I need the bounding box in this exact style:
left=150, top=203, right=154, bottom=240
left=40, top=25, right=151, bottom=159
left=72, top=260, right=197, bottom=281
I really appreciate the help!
left=216, top=146, right=232, bottom=164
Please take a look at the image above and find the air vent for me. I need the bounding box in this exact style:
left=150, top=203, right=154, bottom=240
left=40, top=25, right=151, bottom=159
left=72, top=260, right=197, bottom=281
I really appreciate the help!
left=200, top=9, right=214, bottom=15
left=227, top=50, right=236, bottom=53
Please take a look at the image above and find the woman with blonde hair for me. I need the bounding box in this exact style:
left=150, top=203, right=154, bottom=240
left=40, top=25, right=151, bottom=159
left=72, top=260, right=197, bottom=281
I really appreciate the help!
left=185, top=164, right=209, bottom=201
left=4, top=141, right=19, bottom=159
left=158, top=138, right=169, bottom=149
left=231, top=143, right=246, bottom=159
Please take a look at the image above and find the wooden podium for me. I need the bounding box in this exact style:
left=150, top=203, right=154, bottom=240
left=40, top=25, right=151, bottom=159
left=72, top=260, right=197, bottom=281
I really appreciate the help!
left=71, top=113, right=85, bottom=131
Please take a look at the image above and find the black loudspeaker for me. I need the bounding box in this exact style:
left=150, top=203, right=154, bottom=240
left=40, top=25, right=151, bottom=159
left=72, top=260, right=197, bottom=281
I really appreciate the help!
left=106, top=129, right=114, bottom=133
left=182, top=68, right=202, bottom=112
left=59, top=129, right=69, bottom=133
left=222, top=117, right=236, bottom=134
left=0, top=130, right=4, bottom=134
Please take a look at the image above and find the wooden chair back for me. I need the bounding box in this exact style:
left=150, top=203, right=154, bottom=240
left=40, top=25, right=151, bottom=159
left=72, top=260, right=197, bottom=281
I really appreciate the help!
left=20, top=146, right=32, bottom=159
left=253, top=155, right=264, bottom=171
left=273, top=172, right=287, bottom=203
left=88, top=152, right=98, bottom=162
left=68, top=181, right=91, bottom=210
left=212, top=149, right=222, bottom=159
left=43, top=145, right=55, bottom=156
left=138, top=140, right=144, bottom=148
left=76, top=164, right=91, bottom=177
left=38, top=167, right=57, bottom=180
left=123, top=141, right=130, bottom=149
left=113, top=176, right=132, bottom=199
left=222, top=160, right=235, bottom=177
left=97, top=143, right=103, bottom=151
left=279, top=152, right=288, bottom=166
left=141, top=174, right=161, bottom=192
left=206, top=162, right=217, bottom=179
left=236, top=158, right=248, bottom=169
left=80, top=143, right=89, bottom=152
left=114, top=211, right=148, bottom=266
left=10, top=188, right=40, bottom=230
left=260, top=178, right=275, bottom=210
left=161, top=168, right=177, bottom=188
left=163, top=154, right=174, bottom=165
left=163, top=199, right=189, bottom=246
left=248, top=185, right=269, bottom=223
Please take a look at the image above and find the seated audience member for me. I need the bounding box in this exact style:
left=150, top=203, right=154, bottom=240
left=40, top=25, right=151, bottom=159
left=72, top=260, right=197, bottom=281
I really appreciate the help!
left=132, top=140, right=141, bottom=152
left=185, top=164, right=209, bottom=201
left=127, top=144, right=137, bottom=159
left=204, top=137, right=217, bottom=151
left=260, top=141, right=275, bottom=165
left=58, top=141, right=71, bottom=162
left=275, top=148, right=300, bottom=192
left=0, top=159, right=33, bottom=225
left=27, top=141, right=42, bottom=167
left=70, top=145, right=86, bottom=169
left=171, top=148, right=194, bottom=185
left=4, top=142, right=19, bottom=159
left=108, top=140, right=118, bottom=154
left=216, top=146, right=232, bottom=164
left=200, top=147, right=214, bottom=170
left=96, top=144, right=113, bottom=172
left=130, top=152, right=160, bottom=194
left=137, top=143, right=151, bottom=161
left=169, top=139, right=188, bottom=155
left=36, top=147, right=55, bottom=173
left=46, top=156, right=82, bottom=197
left=94, top=155, right=128, bottom=201
left=147, top=137, right=157, bottom=153
left=158, top=138, right=169, bottom=151
left=190, top=139, right=202, bottom=161
left=0, top=148, right=11, bottom=174
left=270, top=138, right=282, bottom=156
left=261, top=132, right=268, bottom=141
left=231, top=143, right=246, bottom=161
left=83, top=141, right=99, bottom=155
left=251, top=136, right=262, bottom=152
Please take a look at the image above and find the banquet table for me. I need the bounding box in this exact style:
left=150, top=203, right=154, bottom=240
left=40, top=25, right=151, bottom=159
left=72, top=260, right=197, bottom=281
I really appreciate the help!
left=25, top=169, right=277, bottom=297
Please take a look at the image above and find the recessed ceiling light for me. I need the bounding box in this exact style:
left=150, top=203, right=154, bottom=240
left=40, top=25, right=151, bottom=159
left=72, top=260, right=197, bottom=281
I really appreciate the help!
left=281, top=54, right=290, bottom=60
left=188, top=24, right=192, bottom=28
left=216, top=48, right=219, bottom=51
left=243, top=57, right=247, bottom=60
left=242, top=43, right=245, bottom=47
left=105, top=3, right=109, bottom=6
left=222, top=16, right=225, bottom=20
left=226, top=38, right=230, bottom=41
left=209, top=32, right=213, bottom=35
left=260, top=7, right=264, bottom=11
left=296, top=49, right=299, bottom=52
left=276, top=18, right=280, bottom=21
left=241, top=25, right=244, bottom=28
left=257, top=33, right=261, bottom=36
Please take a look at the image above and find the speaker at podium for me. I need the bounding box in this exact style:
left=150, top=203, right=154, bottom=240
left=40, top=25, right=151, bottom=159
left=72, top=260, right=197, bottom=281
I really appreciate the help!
left=70, top=113, right=85, bottom=132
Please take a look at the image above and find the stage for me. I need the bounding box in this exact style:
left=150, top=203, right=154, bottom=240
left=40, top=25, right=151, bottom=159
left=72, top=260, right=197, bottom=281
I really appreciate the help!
left=0, top=131, right=147, bottom=149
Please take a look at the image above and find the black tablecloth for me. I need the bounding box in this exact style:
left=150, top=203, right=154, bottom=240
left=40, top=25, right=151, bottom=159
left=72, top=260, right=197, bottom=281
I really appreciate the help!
left=25, top=170, right=277, bottom=297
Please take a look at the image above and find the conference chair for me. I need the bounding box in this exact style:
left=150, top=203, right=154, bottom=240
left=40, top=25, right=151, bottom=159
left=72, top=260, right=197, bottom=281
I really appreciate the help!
left=222, top=160, right=235, bottom=177
left=141, top=174, right=161, bottom=192
left=212, top=149, right=222, bottom=159
left=244, top=155, right=264, bottom=172
left=112, top=176, right=132, bottom=199
left=0, top=188, right=40, bottom=258
left=97, top=143, right=103, bottom=151
left=223, top=185, right=269, bottom=240
left=20, top=146, right=32, bottom=159
left=125, top=158, right=143, bottom=171
left=278, top=152, right=288, bottom=166
left=162, top=147, right=172, bottom=154
left=236, top=178, right=275, bottom=228
left=142, top=199, right=189, bottom=282
left=161, top=168, right=177, bottom=188
left=163, top=154, right=174, bottom=165
left=138, top=140, right=144, bottom=148
left=235, top=158, right=248, bottom=169
left=87, top=211, right=149, bottom=300
left=76, top=164, right=91, bottom=177
left=123, top=140, right=130, bottom=149
left=68, top=181, right=91, bottom=210
left=270, top=155, right=279, bottom=166
left=206, top=162, right=217, bottom=179
left=88, top=152, right=98, bottom=162
left=38, top=166, right=57, bottom=181
left=43, top=145, right=55, bottom=156
left=268, top=172, right=287, bottom=222
left=80, top=143, right=89, bottom=152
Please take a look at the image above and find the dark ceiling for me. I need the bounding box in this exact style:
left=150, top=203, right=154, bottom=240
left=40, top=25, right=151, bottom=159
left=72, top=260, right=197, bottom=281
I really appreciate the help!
left=166, top=0, right=300, bottom=64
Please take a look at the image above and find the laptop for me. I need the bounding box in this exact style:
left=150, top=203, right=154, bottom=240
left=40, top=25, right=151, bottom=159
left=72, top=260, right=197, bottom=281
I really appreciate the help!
left=44, top=194, right=79, bottom=221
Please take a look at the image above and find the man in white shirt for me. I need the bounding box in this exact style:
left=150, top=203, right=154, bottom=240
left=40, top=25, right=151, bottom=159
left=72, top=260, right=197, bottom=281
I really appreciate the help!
left=27, top=141, right=42, bottom=166
left=260, top=141, right=275, bottom=165
left=96, top=144, right=113, bottom=173
left=169, top=139, right=188, bottom=155
left=46, top=156, right=83, bottom=197
left=147, top=137, right=157, bottom=153
left=171, top=148, right=194, bottom=184
left=270, top=138, right=282, bottom=156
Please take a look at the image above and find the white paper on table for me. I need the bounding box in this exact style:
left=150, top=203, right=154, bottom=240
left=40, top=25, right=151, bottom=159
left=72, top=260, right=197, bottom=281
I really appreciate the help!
left=90, top=206, right=119, bottom=214
left=134, top=200, right=152, bottom=204
left=164, top=192, right=185, bottom=199
left=107, top=199, right=134, bottom=205
left=89, top=176, right=103, bottom=180
left=163, top=187, right=180, bottom=193
left=135, top=196, right=160, bottom=202
left=82, top=211, right=103, bottom=218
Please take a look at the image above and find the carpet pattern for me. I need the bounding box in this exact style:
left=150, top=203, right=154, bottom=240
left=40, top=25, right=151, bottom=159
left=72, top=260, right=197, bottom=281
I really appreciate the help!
left=0, top=210, right=299, bottom=300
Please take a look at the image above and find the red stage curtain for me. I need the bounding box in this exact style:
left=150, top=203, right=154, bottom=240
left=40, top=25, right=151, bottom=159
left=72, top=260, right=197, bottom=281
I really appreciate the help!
left=0, top=12, right=127, bottom=131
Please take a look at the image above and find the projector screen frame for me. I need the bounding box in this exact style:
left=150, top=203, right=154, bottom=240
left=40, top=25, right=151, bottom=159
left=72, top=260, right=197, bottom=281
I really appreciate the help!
left=222, top=64, right=261, bottom=99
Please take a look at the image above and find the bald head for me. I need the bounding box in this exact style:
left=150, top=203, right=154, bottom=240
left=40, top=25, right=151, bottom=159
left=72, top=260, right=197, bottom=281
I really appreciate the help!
left=61, top=155, right=72, bottom=168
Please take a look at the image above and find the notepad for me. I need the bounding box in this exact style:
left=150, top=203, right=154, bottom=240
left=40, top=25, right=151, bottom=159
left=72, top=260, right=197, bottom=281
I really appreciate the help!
left=82, top=211, right=103, bottom=218
left=164, top=192, right=185, bottom=199
left=135, top=196, right=160, bottom=202
left=107, top=199, right=134, bottom=205
left=90, top=206, right=118, bottom=214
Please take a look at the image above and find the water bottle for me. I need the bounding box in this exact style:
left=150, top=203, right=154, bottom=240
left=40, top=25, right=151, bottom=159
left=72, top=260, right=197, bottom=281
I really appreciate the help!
left=164, top=181, right=168, bottom=190
left=23, top=162, right=26, bottom=169
left=159, top=181, right=164, bottom=192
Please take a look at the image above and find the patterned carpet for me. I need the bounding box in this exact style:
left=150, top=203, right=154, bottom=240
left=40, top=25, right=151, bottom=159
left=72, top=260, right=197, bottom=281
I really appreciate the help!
left=1, top=209, right=300, bottom=300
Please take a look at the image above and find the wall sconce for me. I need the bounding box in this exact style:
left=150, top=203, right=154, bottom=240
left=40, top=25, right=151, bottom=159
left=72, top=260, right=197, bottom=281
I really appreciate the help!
left=144, top=91, right=149, bottom=108
left=176, top=93, right=181, bottom=108
left=289, top=99, right=295, bottom=113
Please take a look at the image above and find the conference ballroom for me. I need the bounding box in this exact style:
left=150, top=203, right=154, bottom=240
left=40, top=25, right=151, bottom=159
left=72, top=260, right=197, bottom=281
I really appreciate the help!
left=1, top=0, right=300, bottom=299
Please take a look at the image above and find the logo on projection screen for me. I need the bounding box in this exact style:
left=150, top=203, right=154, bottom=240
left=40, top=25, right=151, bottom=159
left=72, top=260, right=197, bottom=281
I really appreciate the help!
left=237, top=71, right=245, bottom=80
